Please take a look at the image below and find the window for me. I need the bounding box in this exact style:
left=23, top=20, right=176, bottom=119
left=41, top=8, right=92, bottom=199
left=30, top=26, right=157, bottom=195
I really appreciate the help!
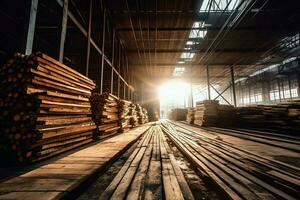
left=173, top=67, right=185, bottom=77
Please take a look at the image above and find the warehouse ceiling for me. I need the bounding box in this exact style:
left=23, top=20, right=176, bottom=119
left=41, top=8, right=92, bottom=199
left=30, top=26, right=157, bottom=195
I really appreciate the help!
left=106, top=0, right=300, bottom=85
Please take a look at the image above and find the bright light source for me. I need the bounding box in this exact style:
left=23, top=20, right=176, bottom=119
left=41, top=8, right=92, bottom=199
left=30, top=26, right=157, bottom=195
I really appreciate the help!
left=158, top=80, right=189, bottom=118
left=173, top=67, right=185, bottom=76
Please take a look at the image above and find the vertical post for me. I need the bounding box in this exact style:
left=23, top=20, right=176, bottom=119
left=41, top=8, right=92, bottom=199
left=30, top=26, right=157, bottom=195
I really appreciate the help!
left=100, top=9, right=106, bottom=94
left=288, top=76, right=292, bottom=100
left=230, top=66, right=237, bottom=107
left=117, top=45, right=121, bottom=98
left=25, top=0, right=39, bottom=55
left=277, top=79, right=282, bottom=102
left=59, top=0, right=68, bottom=62
left=206, top=65, right=211, bottom=100
left=111, top=29, right=115, bottom=94
left=85, top=0, right=93, bottom=76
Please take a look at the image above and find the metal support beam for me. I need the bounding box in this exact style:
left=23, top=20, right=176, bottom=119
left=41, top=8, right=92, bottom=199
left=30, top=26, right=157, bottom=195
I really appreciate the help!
left=100, top=9, right=106, bottom=94
left=230, top=66, right=237, bottom=107
left=59, top=0, right=68, bottom=62
left=210, top=84, right=232, bottom=105
left=25, top=0, right=38, bottom=55
left=85, top=0, right=92, bottom=76
left=206, top=65, right=211, bottom=100
left=117, top=43, right=121, bottom=98
left=111, top=29, right=115, bottom=94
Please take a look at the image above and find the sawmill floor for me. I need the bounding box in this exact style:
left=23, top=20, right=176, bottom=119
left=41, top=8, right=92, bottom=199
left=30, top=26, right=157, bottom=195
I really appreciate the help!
left=0, top=121, right=299, bottom=200
left=0, top=125, right=150, bottom=200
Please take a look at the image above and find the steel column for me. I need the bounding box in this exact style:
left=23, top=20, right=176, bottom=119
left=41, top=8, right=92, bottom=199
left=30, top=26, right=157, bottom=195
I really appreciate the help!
left=25, top=0, right=38, bottom=55
left=117, top=43, right=121, bottom=98
left=206, top=65, right=211, bottom=100
left=59, top=0, right=68, bottom=62
left=100, top=9, right=106, bottom=93
left=85, top=0, right=93, bottom=76
left=230, top=66, right=237, bottom=107
left=111, top=29, right=115, bottom=94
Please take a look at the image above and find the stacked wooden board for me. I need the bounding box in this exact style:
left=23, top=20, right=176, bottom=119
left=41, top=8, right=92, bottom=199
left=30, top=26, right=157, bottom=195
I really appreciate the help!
left=168, top=108, right=187, bottom=121
left=136, top=104, right=149, bottom=124
left=186, top=107, right=195, bottom=124
left=90, top=92, right=120, bottom=137
left=194, top=100, right=219, bottom=126
left=129, top=103, right=139, bottom=127
left=237, top=100, right=300, bottom=132
left=0, top=52, right=96, bottom=164
left=99, top=125, right=195, bottom=200
left=118, top=99, right=132, bottom=132
left=218, top=104, right=237, bottom=127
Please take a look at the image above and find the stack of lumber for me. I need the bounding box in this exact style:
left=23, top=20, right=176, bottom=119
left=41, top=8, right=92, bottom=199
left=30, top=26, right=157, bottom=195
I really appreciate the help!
left=142, top=108, right=149, bottom=123
left=168, top=108, right=187, bottom=121
left=194, top=100, right=218, bottom=126
left=217, top=104, right=237, bottom=127
left=136, top=104, right=148, bottom=124
left=237, top=101, right=300, bottom=132
left=117, top=99, right=132, bottom=132
left=0, top=52, right=96, bottom=164
left=186, top=107, right=195, bottom=124
left=90, top=92, right=120, bottom=137
left=129, top=103, right=138, bottom=127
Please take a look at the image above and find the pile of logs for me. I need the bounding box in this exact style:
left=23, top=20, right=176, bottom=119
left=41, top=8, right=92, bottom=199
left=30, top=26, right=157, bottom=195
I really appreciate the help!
left=118, top=99, right=131, bottom=132
left=0, top=52, right=96, bottom=164
left=90, top=92, right=120, bottom=137
left=186, top=108, right=195, bottom=124
left=169, top=108, right=187, bottom=121
left=194, top=100, right=219, bottom=126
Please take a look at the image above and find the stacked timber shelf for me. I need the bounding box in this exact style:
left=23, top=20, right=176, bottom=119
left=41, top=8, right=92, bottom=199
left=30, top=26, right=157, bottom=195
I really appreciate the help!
left=0, top=52, right=96, bottom=164
left=118, top=99, right=131, bottom=132
left=194, top=100, right=219, bottom=126
left=186, top=107, right=195, bottom=124
left=90, top=92, right=120, bottom=137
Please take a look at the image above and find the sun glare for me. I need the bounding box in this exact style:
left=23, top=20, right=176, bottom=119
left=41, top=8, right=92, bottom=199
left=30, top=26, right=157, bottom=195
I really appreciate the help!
left=158, top=80, right=189, bottom=118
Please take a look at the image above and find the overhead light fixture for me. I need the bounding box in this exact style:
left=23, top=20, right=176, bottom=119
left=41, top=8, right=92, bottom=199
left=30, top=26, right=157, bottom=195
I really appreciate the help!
left=178, top=61, right=185, bottom=64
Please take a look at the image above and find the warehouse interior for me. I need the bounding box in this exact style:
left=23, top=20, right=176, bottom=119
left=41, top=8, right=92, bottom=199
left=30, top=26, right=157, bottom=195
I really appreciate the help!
left=0, top=0, right=299, bottom=199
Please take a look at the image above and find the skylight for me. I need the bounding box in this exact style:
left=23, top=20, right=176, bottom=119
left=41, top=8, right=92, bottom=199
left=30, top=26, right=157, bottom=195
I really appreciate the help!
left=173, top=67, right=185, bottom=77
left=199, top=0, right=239, bottom=12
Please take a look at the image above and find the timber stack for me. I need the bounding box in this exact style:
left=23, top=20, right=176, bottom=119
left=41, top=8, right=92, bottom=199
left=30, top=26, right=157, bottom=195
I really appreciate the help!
left=136, top=104, right=148, bottom=124
left=169, top=108, right=187, bottom=121
left=0, top=52, right=96, bottom=164
left=237, top=101, right=300, bottom=132
left=194, top=100, right=218, bottom=126
left=129, top=103, right=138, bottom=127
left=218, top=104, right=237, bottom=127
left=90, top=92, right=120, bottom=137
left=118, top=99, right=131, bottom=132
left=186, top=107, right=195, bottom=124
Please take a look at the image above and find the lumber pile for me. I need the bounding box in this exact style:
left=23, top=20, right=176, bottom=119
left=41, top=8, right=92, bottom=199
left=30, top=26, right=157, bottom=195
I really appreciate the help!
left=0, top=52, right=96, bottom=164
left=194, top=100, right=218, bottom=126
left=129, top=103, right=138, bottom=127
left=118, top=99, right=132, bottom=132
left=169, top=108, right=187, bottom=121
left=217, top=104, right=237, bottom=127
left=90, top=92, right=120, bottom=137
left=136, top=104, right=148, bottom=124
left=237, top=100, right=300, bottom=131
left=186, top=107, right=195, bottom=124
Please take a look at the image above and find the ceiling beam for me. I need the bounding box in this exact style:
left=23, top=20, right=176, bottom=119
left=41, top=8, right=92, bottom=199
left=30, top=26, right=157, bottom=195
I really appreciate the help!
left=126, top=48, right=269, bottom=53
